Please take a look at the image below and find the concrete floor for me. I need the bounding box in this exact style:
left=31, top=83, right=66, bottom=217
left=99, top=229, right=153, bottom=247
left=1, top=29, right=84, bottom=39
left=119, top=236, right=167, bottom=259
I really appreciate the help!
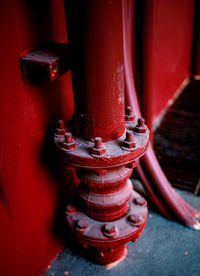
left=44, top=188, right=200, bottom=276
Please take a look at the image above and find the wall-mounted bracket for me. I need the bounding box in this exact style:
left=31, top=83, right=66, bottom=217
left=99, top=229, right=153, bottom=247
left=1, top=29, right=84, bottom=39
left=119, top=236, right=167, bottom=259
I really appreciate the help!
left=20, top=43, right=70, bottom=83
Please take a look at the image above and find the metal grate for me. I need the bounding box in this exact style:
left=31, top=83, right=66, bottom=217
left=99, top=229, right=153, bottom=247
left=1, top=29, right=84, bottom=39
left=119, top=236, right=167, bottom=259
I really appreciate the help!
left=154, top=80, right=200, bottom=194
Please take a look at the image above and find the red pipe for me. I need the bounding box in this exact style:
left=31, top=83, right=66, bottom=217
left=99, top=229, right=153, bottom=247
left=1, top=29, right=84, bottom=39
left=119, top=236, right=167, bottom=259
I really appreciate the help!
left=59, top=0, right=149, bottom=265
left=65, top=0, right=125, bottom=142
left=123, top=0, right=200, bottom=229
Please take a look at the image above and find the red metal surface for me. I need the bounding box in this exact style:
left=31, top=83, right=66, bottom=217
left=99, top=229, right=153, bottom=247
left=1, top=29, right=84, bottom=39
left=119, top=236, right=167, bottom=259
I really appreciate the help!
left=123, top=0, right=200, bottom=229
left=0, top=1, right=76, bottom=276
left=0, top=0, right=199, bottom=274
left=134, top=0, right=194, bottom=133
left=64, top=0, right=125, bottom=142
left=66, top=189, right=147, bottom=265
left=56, top=0, right=149, bottom=265
left=191, top=0, right=200, bottom=76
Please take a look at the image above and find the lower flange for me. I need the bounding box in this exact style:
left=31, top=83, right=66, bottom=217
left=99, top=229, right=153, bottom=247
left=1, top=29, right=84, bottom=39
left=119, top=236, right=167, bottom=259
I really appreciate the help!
left=66, top=190, right=148, bottom=265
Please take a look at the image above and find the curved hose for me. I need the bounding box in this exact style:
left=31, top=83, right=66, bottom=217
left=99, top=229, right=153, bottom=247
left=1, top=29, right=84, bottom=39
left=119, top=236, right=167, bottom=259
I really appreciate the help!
left=122, top=0, right=200, bottom=229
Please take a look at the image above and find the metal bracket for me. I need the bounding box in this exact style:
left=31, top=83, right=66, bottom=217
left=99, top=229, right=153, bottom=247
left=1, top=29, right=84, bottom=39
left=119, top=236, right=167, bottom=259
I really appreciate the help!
left=20, top=43, right=70, bottom=83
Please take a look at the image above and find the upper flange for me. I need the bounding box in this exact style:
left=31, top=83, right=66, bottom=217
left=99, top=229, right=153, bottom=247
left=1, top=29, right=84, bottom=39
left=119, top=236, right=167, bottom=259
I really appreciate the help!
left=54, top=119, right=149, bottom=169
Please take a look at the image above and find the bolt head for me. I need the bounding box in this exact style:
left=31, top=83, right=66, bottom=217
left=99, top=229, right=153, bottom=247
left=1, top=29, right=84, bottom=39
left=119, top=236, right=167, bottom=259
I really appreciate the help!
left=56, top=120, right=66, bottom=135
left=126, top=130, right=134, bottom=142
left=92, top=137, right=106, bottom=156
left=65, top=132, right=72, bottom=143
left=123, top=141, right=136, bottom=149
left=103, top=224, right=118, bottom=238
left=92, top=138, right=106, bottom=156
left=138, top=118, right=145, bottom=127
left=58, top=120, right=65, bottom=129
left=126, top=106, right=133, bottom=115
left=76, top=219, right=88, bottom=230
left=66, top=204, right=76, bottom=214
left=63, top=133, right=76, bottom=150
left=125, top=106, right=136, bottom=121
left=56, top=128, right=66, bottom=135
left=125, top=114, right=136, bottom=121
left=63, top=141, right=76, bottom=150
left=134, top=197, right=146, bottom=206
left=94, top=137, right=103, bottom=149
left=135, top=118, right=147, bottom=133
left=92, top=147, right=106, bottom=156
left=128, top=214, right=140, bottom=224
left=122, top=131, right=136, bottom=150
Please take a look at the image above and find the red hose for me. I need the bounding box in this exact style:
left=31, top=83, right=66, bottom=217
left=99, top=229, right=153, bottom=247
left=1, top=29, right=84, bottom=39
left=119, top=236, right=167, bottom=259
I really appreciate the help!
left=123, top=0, right=200, bottom=229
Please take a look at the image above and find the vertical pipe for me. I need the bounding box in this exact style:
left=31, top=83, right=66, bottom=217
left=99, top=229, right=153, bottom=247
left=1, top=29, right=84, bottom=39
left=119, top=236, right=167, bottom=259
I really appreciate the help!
left=59, top=0, right=149, bottom=264
left=64, top=0, right=125, bottom=141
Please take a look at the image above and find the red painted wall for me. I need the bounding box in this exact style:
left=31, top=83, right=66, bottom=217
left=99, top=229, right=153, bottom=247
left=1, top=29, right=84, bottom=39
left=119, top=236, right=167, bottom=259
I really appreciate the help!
left=0, top=1, right=77, bottom=275
left=136, top=0, right=194, bottom=131
left=191, top=0, right=200, bottom=75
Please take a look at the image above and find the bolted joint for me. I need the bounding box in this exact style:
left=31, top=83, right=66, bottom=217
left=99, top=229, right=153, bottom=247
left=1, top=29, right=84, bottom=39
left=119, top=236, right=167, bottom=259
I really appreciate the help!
left=134, top=118, right=147, bottom=133
left=76, top=219, right=88, bottom=232
left=63, top=132, right=76, bottom=150
left=92, top=137, right=106, bottom=156
left=134, top=197, right=147, bottom=206
left=122, top=130, right=136, bottom=150
left=125, top=106, right=136, bottom=121
left=128, top=214, right=140, bottom=224
left=103, top=224, right=118, bottom=238
left=56, top=119, right=67, bottom=135
left=66, top=204, right=76, bottom=215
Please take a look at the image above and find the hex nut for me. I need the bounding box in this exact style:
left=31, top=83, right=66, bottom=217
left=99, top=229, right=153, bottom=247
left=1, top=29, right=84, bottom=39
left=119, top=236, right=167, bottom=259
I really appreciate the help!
left=56, top=120, right=66, bottom=135
left=125, top=106, right=136, bottom=121
left=63, top=132, right=76, bottom=150
left=122, top=131, right=136, bottom=150
left=63, top=141, right=76, bottom=150
left=92, top=137, right=106, bottom=156
left=128, top=214, right=140, bottom=224
left=123, top=140, right=136, bottom=149
left=76, top=219, right=88, bottom=232
left=134, top=118, right=147, bottom=133
left=92, top=147, right=106, bottom=155
left=134, top=197, right=146, bottom=206
left=103, top=224, right=118, bottom=238
left=66, top=204, right=76, bottom=215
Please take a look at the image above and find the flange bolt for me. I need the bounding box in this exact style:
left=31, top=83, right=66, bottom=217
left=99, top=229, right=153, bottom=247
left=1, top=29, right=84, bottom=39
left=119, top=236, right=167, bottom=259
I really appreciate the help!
left=95, top=137, right=103, bottom=149
left=122, top=130, right=136, bottom=150
left=135, top=118, right=147, bottom=133
left=65, top=132, right=72, bottom=143
left=76, top=219, right=88, bottom=232
left=56, top=119, right=66, bottom=135
left=63, top=132, right=76, bottom=150
left=125, top=106, right=136, bottom=121
left=66, top=204, right=76, bottom=215
left=92, top=137, right=106, bottom=156
left=126, top=130, right=134, bottom=142
left=134, top=197, right=146, bottom=206
left=128, top=214, right=140, bottom=224
left=103, top=224, right=118, bottom=238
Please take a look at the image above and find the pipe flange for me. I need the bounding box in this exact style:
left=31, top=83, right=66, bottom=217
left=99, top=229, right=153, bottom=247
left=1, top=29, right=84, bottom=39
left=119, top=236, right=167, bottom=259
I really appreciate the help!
left=55, top=120, right=149, bottom=169
left=65, top=190, right=148, bottom=248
